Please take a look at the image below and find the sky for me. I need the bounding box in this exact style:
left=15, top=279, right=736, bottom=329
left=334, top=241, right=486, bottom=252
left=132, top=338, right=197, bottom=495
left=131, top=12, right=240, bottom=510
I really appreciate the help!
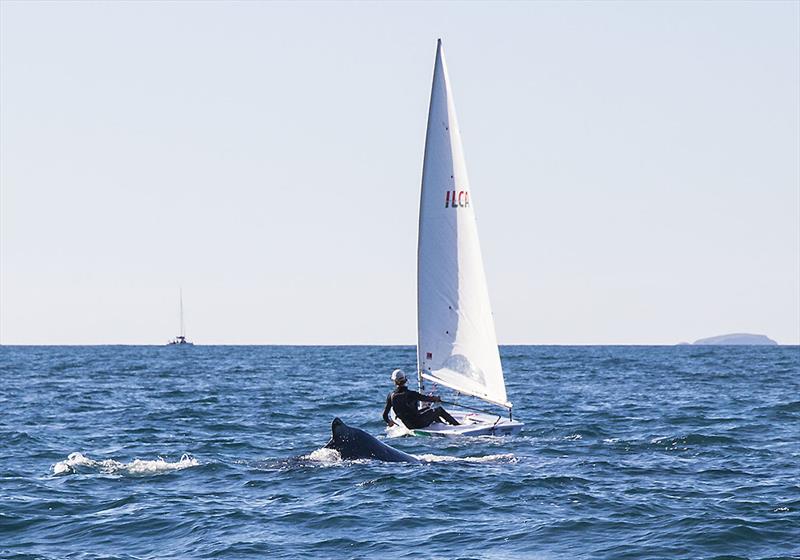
left=1, top=1, right=798, bottom=345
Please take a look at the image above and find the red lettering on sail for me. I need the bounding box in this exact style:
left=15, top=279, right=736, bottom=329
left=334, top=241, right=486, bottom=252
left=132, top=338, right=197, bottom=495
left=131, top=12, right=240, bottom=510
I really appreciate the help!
left=444, top=189, right=470, bottom=209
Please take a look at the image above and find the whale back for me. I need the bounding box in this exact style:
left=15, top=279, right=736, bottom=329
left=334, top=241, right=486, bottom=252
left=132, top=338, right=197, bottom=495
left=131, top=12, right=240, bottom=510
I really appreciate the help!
left=326, top=418, right=419, bottom=463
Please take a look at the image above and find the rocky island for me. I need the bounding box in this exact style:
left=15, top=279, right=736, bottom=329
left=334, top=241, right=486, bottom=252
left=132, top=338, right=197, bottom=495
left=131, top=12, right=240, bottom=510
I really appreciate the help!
left=692, top=333, right=778, bottom=346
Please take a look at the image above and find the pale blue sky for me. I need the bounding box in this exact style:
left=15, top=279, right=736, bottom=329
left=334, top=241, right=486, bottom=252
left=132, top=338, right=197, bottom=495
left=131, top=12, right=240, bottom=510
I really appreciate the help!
left=1, top=1, right=798, bottom=345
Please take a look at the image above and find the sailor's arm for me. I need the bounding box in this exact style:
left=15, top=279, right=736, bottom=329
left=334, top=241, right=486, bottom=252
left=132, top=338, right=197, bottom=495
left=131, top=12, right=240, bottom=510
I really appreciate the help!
left=411, top=391, right=442, bottom=403
left=382, top=394, right=395, bottom=426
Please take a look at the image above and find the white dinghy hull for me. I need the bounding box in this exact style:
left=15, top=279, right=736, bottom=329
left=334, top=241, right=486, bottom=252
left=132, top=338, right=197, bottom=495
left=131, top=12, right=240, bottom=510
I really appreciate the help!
left=388, top=411, right=523, bottom=438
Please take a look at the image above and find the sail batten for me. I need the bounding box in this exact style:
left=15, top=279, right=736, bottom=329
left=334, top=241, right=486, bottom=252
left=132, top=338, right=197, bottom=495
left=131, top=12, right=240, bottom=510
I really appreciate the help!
left=416, top=40, right=509, bottom=409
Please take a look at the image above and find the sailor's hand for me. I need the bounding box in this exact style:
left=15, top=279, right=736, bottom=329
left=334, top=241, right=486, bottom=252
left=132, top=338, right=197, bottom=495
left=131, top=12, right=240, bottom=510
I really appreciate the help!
left=433, top=396, right=442, bottom=403
left=387, top=420, right=396, bottom=427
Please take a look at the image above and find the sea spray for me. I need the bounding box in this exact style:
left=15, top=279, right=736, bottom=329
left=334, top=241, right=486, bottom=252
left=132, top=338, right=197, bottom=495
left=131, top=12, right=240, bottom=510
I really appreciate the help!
left=52, top=452, right=199, bottom=476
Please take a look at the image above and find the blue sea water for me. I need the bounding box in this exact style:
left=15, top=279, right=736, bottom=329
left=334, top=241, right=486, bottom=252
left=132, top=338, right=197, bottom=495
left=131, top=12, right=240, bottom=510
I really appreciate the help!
left=1, top=345, right=798, bottom=559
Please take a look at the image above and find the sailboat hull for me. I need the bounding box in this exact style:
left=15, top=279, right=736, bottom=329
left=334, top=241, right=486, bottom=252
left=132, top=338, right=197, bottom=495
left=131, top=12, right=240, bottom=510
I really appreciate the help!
left=388, top=411, right=524, bottom=438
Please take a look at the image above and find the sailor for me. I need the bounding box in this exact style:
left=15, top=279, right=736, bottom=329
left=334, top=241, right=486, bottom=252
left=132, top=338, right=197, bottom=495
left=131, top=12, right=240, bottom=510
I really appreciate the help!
left=382, top=369, right=460, bottom=428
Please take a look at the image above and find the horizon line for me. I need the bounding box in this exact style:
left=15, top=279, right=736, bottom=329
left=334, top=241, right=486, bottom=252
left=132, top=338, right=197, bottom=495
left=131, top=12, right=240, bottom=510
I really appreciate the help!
left=1, top=342, right=795, bottom=347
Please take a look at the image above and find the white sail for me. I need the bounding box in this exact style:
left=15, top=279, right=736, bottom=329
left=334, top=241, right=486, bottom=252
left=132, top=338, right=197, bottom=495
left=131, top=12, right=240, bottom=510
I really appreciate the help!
left=416, top=40, right=510, bottom=409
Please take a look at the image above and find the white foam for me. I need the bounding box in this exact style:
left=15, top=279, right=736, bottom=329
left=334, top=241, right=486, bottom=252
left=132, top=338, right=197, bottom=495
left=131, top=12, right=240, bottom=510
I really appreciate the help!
left=52, top=452, right=95, bottom=474
left=302, top=447, right=342, bottom=464
left=295, top=448, right=516, bottom=466
left=52, top=452, right=198, bottom=476
left=125, top=455, right=199, bottom=474
left=414, top=452, right=517, bottom=464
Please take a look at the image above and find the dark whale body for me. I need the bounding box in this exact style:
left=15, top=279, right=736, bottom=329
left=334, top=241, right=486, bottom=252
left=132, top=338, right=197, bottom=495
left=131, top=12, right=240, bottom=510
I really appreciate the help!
left=325, top=418, right=420, bottom=463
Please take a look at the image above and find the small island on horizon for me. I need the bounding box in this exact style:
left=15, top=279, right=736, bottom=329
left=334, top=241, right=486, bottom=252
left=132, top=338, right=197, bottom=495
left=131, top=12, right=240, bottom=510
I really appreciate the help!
left=680, top=333, right=779, bottom=346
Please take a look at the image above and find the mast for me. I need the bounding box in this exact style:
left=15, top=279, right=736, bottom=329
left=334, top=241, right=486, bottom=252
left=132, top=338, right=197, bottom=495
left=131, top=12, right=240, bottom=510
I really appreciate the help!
left=179, top=288, right=185, bottom=338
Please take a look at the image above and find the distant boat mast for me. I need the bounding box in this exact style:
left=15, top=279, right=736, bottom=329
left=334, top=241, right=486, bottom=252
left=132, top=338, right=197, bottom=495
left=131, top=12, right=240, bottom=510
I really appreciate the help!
left=168, top=288, right=193, bottom=345
left=179, top=287, right=185, bottom=339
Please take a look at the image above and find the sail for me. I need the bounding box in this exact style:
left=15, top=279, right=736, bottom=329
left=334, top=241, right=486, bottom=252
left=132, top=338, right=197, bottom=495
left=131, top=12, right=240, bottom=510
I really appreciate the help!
left=416, top=40, right=510, bottom=409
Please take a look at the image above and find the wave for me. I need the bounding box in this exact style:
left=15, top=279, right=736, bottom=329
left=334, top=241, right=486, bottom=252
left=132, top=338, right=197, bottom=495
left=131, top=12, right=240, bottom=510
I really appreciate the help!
left=300, top=448, right=516, bottom=465
left=650, top=433, right=737, bottom=446
left=413, top=452, right=517, bottom=464
left=52, top=452, right=199, bottom=476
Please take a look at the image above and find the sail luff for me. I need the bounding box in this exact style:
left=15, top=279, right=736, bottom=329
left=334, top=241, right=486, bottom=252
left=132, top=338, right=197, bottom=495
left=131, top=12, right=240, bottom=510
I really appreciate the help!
left=416, top=38, right=450, bottom=382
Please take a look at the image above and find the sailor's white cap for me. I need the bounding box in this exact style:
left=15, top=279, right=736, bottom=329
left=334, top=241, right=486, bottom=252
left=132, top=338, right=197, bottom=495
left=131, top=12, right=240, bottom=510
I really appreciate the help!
left=391, top=369, right=407, bottom=383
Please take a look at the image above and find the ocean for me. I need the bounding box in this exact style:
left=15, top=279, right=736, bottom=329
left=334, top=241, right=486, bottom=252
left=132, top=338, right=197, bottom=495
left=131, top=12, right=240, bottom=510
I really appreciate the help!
left=1, top=345, right=798, bottom=559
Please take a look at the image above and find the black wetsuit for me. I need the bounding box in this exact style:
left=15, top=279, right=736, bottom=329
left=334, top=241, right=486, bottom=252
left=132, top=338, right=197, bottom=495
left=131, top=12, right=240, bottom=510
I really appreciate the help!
left=382, top=385, right=458, bottom=429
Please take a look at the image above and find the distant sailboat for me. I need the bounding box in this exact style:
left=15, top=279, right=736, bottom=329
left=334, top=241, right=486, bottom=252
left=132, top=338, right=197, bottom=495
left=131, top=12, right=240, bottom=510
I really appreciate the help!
left=396, top=40, right=522, bottom=436
left=167, top=289, right=193, bottom=346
